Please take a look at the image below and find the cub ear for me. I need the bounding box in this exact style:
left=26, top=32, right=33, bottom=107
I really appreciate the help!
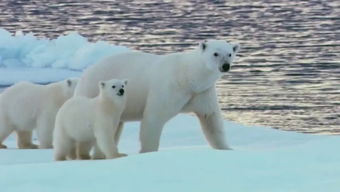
left=232, top=43, right=240, bottom=53
left=99, top=81, right=105, bottom=88
left=67, top=79, right=72, bottom=87
left=200, top=41, right=207, bottom=51
left=123, top=79, right=128, bottom=86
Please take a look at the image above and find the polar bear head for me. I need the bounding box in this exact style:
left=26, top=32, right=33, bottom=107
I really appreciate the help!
left=199, top=40, right=240, bottom=73
left=99, top=79, right=128, bottom=102
left=61, top=78, right=79, bottom=98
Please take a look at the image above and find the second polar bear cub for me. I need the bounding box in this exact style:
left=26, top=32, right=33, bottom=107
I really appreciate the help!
left=54, top=79, right=128, bottom=161
left=0, top=78, right=78, bottom=149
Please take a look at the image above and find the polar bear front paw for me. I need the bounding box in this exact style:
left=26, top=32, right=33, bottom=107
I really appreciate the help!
left=0, top=144, right=7, bottom=149
left=115, top=153, right=127, bottom=158
left=92, top=152, right=106, bottom=160
left=19, top=143, right=38, bottom=149
left=78, top=154, right=91, bottom=160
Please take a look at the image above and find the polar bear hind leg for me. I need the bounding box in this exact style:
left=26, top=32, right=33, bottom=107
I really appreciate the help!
left=54, top=125, right=75, bottom=161
left=0, top=120, right=13, bottom=149
left=36, top=115, right=54, bottom=149
left=67, top=145, right=77, bottom=160
left=77, top=142, right=92, bottom=160
left=92, top=143, right=105, bottom=160
left=16, top=130, right=38, bottom=149
left=54, top=138, right=75, bottom=161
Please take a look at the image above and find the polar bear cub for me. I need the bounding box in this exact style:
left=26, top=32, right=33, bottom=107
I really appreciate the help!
left=53, top=79, right=128, bottom=161
left=0, top=78, right=78, bottom=149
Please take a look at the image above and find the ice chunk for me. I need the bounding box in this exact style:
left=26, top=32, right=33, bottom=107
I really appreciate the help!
left=0, top=28, right=130, bottom=70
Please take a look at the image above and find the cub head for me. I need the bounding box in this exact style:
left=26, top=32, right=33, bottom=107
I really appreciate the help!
left=199, top=40, right=240, bottom=73
left=99, top=79, right=128, bottom=101
left=63, top=78, right=79, bottom=98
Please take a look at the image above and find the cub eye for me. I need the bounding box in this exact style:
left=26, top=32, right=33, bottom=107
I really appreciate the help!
left=229, top=53, right=232, bottom=57
left=214, top=52, right=219, bottom=57
left=112, top=86, right=116, bottom=89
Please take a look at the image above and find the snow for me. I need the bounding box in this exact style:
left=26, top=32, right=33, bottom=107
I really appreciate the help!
left=0, top=28, right=129, bottom=85
left=0, top=28, right=130, bottom=71
left=0, top=28, right=339, bottom=191
left=1, top=115, right=340, bottom=192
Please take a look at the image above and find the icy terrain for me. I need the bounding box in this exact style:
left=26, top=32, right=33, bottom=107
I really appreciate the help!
left=1, top=115, right=339, bottom=192
left=0, top=28, right=129, bottom=85
left=0, top=29, right=129, bottom=70
left=0, top=29, right=339, bottom=191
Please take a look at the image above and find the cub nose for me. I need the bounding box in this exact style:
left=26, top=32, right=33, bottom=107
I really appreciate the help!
left=222, top=63, right=230, bottom=72
left=119, top=89, right=124, bottom=95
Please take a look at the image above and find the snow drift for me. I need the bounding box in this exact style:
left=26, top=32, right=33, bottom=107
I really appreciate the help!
left=0, top=28, right=129, bottom=70
left=0, top=115, right=339, bottom=192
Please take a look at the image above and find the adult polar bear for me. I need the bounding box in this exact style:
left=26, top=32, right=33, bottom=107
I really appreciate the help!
left=76, top=40, right=240, bottom=153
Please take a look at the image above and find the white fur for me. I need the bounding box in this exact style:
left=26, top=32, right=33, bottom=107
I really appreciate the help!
left=0, top=78, right=78, bottom=149
left=54, top=79, right=127, bottom=161
left=75, top=40, right=240, bottom=152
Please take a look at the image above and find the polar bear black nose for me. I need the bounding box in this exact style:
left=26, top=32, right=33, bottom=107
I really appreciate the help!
left=119, top=89, right=124, bottom=95
left=221, top=63, right=230, bottom=72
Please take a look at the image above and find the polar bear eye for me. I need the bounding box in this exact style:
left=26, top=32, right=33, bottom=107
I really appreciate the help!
left=112, top=86, right=116, bottom=89
left=228, top=53, right=232, bottom=57
left=214, top=53, right=219, bottom=57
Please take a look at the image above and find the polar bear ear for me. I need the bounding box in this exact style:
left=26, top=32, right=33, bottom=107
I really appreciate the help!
left=232, top=43, right=240, bottom=53
left=200, top=41, right=207, bottom=51
left=67, top=79, right=72, bottom=87
left=123, top=79, right=128, bottom=86
left=99, top=81, right=105, bottom=88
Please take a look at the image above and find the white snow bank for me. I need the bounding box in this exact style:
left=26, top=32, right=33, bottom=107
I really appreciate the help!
left=0, top=28, right=130, bottom=70
left=1, top=115, right=339, bottom=191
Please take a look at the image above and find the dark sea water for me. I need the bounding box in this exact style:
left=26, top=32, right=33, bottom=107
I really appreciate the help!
left=0, top=0, right=339, bottom=134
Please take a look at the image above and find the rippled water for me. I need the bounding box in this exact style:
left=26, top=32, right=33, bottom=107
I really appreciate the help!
left=0, top=0, right=339, bottom=134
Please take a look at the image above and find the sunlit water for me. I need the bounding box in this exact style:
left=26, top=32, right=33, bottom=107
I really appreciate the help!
left=0, top=0, right=339, bottom=134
